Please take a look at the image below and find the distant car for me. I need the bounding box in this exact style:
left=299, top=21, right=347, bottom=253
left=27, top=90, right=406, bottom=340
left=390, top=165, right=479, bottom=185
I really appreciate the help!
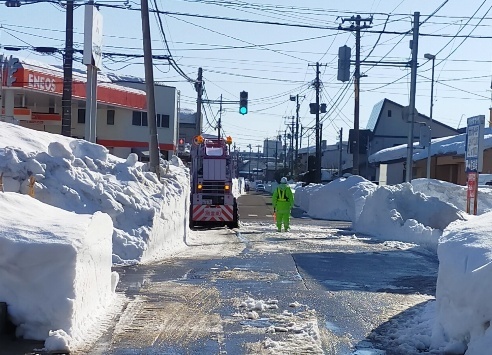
left=480, top=181, right=492, bottom=188
left=255, top=184, right=265, bottom=192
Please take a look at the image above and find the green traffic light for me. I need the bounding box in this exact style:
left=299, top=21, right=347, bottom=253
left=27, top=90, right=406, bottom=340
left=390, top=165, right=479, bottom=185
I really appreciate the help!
left=239, top=107, right=247, bottom=115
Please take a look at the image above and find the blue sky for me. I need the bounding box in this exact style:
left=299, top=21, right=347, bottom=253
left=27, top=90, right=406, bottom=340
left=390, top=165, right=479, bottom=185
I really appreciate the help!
left=1, top=0, right=491, bottom=151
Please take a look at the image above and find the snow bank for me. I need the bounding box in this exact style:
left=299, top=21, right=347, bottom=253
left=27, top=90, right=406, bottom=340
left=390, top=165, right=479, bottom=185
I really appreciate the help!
left=354, top=183, right=465, bottom=252
left=232, top=177, right=246, bottom=197
left=412, top=178, right=492, bottom=215
left=0, top=121, right=190, bottom=265
left=141, top=156, right=190, bottom=263
left=0, top=192, right=115, bottom=349
left=294, top=176, right=377, bottom=221
left=431, top=212, right=492, bottom=354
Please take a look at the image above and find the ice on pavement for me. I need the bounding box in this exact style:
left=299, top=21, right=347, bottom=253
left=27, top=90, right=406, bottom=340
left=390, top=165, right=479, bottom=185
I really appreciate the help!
left=237, top=297, right=323, bottom=354
left=2, top=119, right=492, bottom=354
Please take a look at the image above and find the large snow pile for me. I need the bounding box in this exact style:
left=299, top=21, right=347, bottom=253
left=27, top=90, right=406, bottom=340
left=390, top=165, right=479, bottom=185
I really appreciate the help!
left=0, top=122, right=190, bottom=265
left=139, top=156, right=190, bottom=264
left=354, top=183, right=466, bottom=252
left=431, top=211, right=492, bottom=354
left=412, top=178, right=492, bottom=215
left=0, top=192, right=117, bottom=351
left=232, top=177, right=246, bottom=197
left=294, top=176, right=378, bottom=221
left=295, top=177, right=466, bottom=252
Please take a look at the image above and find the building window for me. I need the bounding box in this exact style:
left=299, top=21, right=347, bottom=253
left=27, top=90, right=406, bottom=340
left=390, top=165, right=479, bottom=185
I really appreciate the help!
left=48, top=107, right=55, bottom=114
left=107, top=110, right=115, bottom=125
left=388, top=109, right=392, bottom=117
left=132, top=111, right=148, bottom=126
left=157, top=114, right=170, bottom=128
left=77, top=108, right=86, bottom=123
left=132, top=111, right=140, bottom=125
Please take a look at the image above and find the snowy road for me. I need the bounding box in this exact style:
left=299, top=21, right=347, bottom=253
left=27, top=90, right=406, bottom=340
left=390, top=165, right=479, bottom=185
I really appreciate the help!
left=85, top=217, right=438, bottom=355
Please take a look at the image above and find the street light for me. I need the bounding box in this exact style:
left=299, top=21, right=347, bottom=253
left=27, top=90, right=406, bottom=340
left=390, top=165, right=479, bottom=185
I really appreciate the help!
left=424, top=53, right=436, bottom=179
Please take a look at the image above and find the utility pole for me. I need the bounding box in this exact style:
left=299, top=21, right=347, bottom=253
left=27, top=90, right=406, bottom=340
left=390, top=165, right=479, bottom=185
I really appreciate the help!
left=275, top=136, right=279, bottom=172
left=195, top=67, right=203, bottom=135
left=339, top=15, right=372, bottom=176
left=290, top=115, right=295, bottom=176
left=299, top=125, right=303, bottom=153
left=141, top=0, right=160, bottom=177
left=283, top=129, right=287, bottom=168
left=295, top=95, right=300, bottom=173
left=305, top=62, right=322, bottom=183
left=424, top=53, right=436, bottom=179
left=217, top=94, right=223, bottom=140
left=406, top=12, right=420, bottom=182
left=338, top=128, right=343, bottom=176
left=247, top=144, right=252, bottom=180
left=256, top=145, right=261, bottom=181
left=319, top=123, right=323, bottom=177
left=61, top=0, right=74, bottom=137
left=290, top=94, right=303, bottom=176
left=315, top=62, right=321, bottom=183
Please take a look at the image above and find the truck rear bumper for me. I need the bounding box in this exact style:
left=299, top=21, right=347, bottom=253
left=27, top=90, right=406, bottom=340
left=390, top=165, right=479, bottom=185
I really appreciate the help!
left=192, top=205, right=234, bottom=222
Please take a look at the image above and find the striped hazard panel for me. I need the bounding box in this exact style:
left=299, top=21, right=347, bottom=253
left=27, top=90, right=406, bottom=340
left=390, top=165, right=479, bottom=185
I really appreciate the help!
left=192, top=205, right=234, bottom=222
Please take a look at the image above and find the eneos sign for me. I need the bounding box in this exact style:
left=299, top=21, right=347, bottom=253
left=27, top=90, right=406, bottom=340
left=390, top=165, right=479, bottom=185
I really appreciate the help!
left=27, top=73, right=57, bottom=93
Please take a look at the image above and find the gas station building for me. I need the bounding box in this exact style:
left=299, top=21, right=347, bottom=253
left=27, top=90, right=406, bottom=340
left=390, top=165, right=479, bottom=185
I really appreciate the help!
left=1, top=57, right=178, bottom=160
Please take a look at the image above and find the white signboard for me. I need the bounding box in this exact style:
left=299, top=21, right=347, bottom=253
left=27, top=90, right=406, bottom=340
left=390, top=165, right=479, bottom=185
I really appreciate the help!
left=465, top=115, right=485, bottom=173
left=83, top=5, right=103, bottom=69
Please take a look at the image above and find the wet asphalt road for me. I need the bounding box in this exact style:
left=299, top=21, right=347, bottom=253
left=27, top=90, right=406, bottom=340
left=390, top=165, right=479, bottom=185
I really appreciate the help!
left=2, top=192, right=439, bottom=354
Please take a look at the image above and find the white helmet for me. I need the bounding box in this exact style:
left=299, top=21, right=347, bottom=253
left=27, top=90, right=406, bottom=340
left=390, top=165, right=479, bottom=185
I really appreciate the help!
left=280, top=177, right=288, bottom=184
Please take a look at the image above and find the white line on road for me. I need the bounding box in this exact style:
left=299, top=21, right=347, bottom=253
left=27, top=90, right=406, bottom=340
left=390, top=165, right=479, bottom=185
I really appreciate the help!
left=248, top=214, right=258, bottom=217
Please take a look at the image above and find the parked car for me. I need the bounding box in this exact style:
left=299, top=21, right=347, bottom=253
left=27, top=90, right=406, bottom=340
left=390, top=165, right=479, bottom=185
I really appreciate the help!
left=255, top=184, right=265, bottom=192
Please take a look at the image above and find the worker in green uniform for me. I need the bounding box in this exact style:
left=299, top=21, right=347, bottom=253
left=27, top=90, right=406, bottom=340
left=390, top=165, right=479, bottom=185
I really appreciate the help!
left=272, top=177, right=294, bottom=232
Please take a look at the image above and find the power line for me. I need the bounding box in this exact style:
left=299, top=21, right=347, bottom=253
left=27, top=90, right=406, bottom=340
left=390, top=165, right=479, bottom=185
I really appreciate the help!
left=152, top=0, right=195, bottom=83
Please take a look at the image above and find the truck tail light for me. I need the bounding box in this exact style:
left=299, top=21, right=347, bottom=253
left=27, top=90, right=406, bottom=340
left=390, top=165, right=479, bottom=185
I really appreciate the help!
left=225, top=184, right=230, bottom=192
left=197, top=183, right=203, bottom=190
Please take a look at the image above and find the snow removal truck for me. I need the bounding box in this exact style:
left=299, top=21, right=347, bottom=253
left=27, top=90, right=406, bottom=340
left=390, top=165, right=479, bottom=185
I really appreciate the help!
left=189, top=135, right=239, bottom=229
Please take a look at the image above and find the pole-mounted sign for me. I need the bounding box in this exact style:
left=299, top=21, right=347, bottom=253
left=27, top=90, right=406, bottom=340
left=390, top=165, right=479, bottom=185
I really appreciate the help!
left=83, top=5, right=103, bottom=69
left=83, top=4, right=103, bottom=143
left=465, top=115, right=485, bottom=215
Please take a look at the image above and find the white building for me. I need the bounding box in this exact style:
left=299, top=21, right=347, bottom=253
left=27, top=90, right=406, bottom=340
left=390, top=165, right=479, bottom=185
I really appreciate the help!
left=263, top=138, right=282, bottom=158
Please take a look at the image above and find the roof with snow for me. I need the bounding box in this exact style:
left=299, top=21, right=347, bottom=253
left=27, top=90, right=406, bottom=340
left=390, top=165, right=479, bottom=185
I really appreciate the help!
left=298, top=142, right=347, bottom=154
left=366, top=98, right=458, bottom=133
left=16, top=56, right=146, bottom=95
left=179, top=109, right=196, bottom=124
left=369, top=127, right=492, bottom=164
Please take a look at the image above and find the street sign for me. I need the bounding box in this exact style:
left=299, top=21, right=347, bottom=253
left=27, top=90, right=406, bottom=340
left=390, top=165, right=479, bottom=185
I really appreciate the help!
left=465, top=115, right=485, bottom=173
left=467, top=172, right=478, bottom=215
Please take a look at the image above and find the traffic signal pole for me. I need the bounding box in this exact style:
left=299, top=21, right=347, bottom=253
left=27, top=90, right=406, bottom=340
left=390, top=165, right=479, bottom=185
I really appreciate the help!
left=339, top=15, right=372, bottom=176
left=202, top=91, right=248, bottom=139
left=339, top=15, right=372, bottom=175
